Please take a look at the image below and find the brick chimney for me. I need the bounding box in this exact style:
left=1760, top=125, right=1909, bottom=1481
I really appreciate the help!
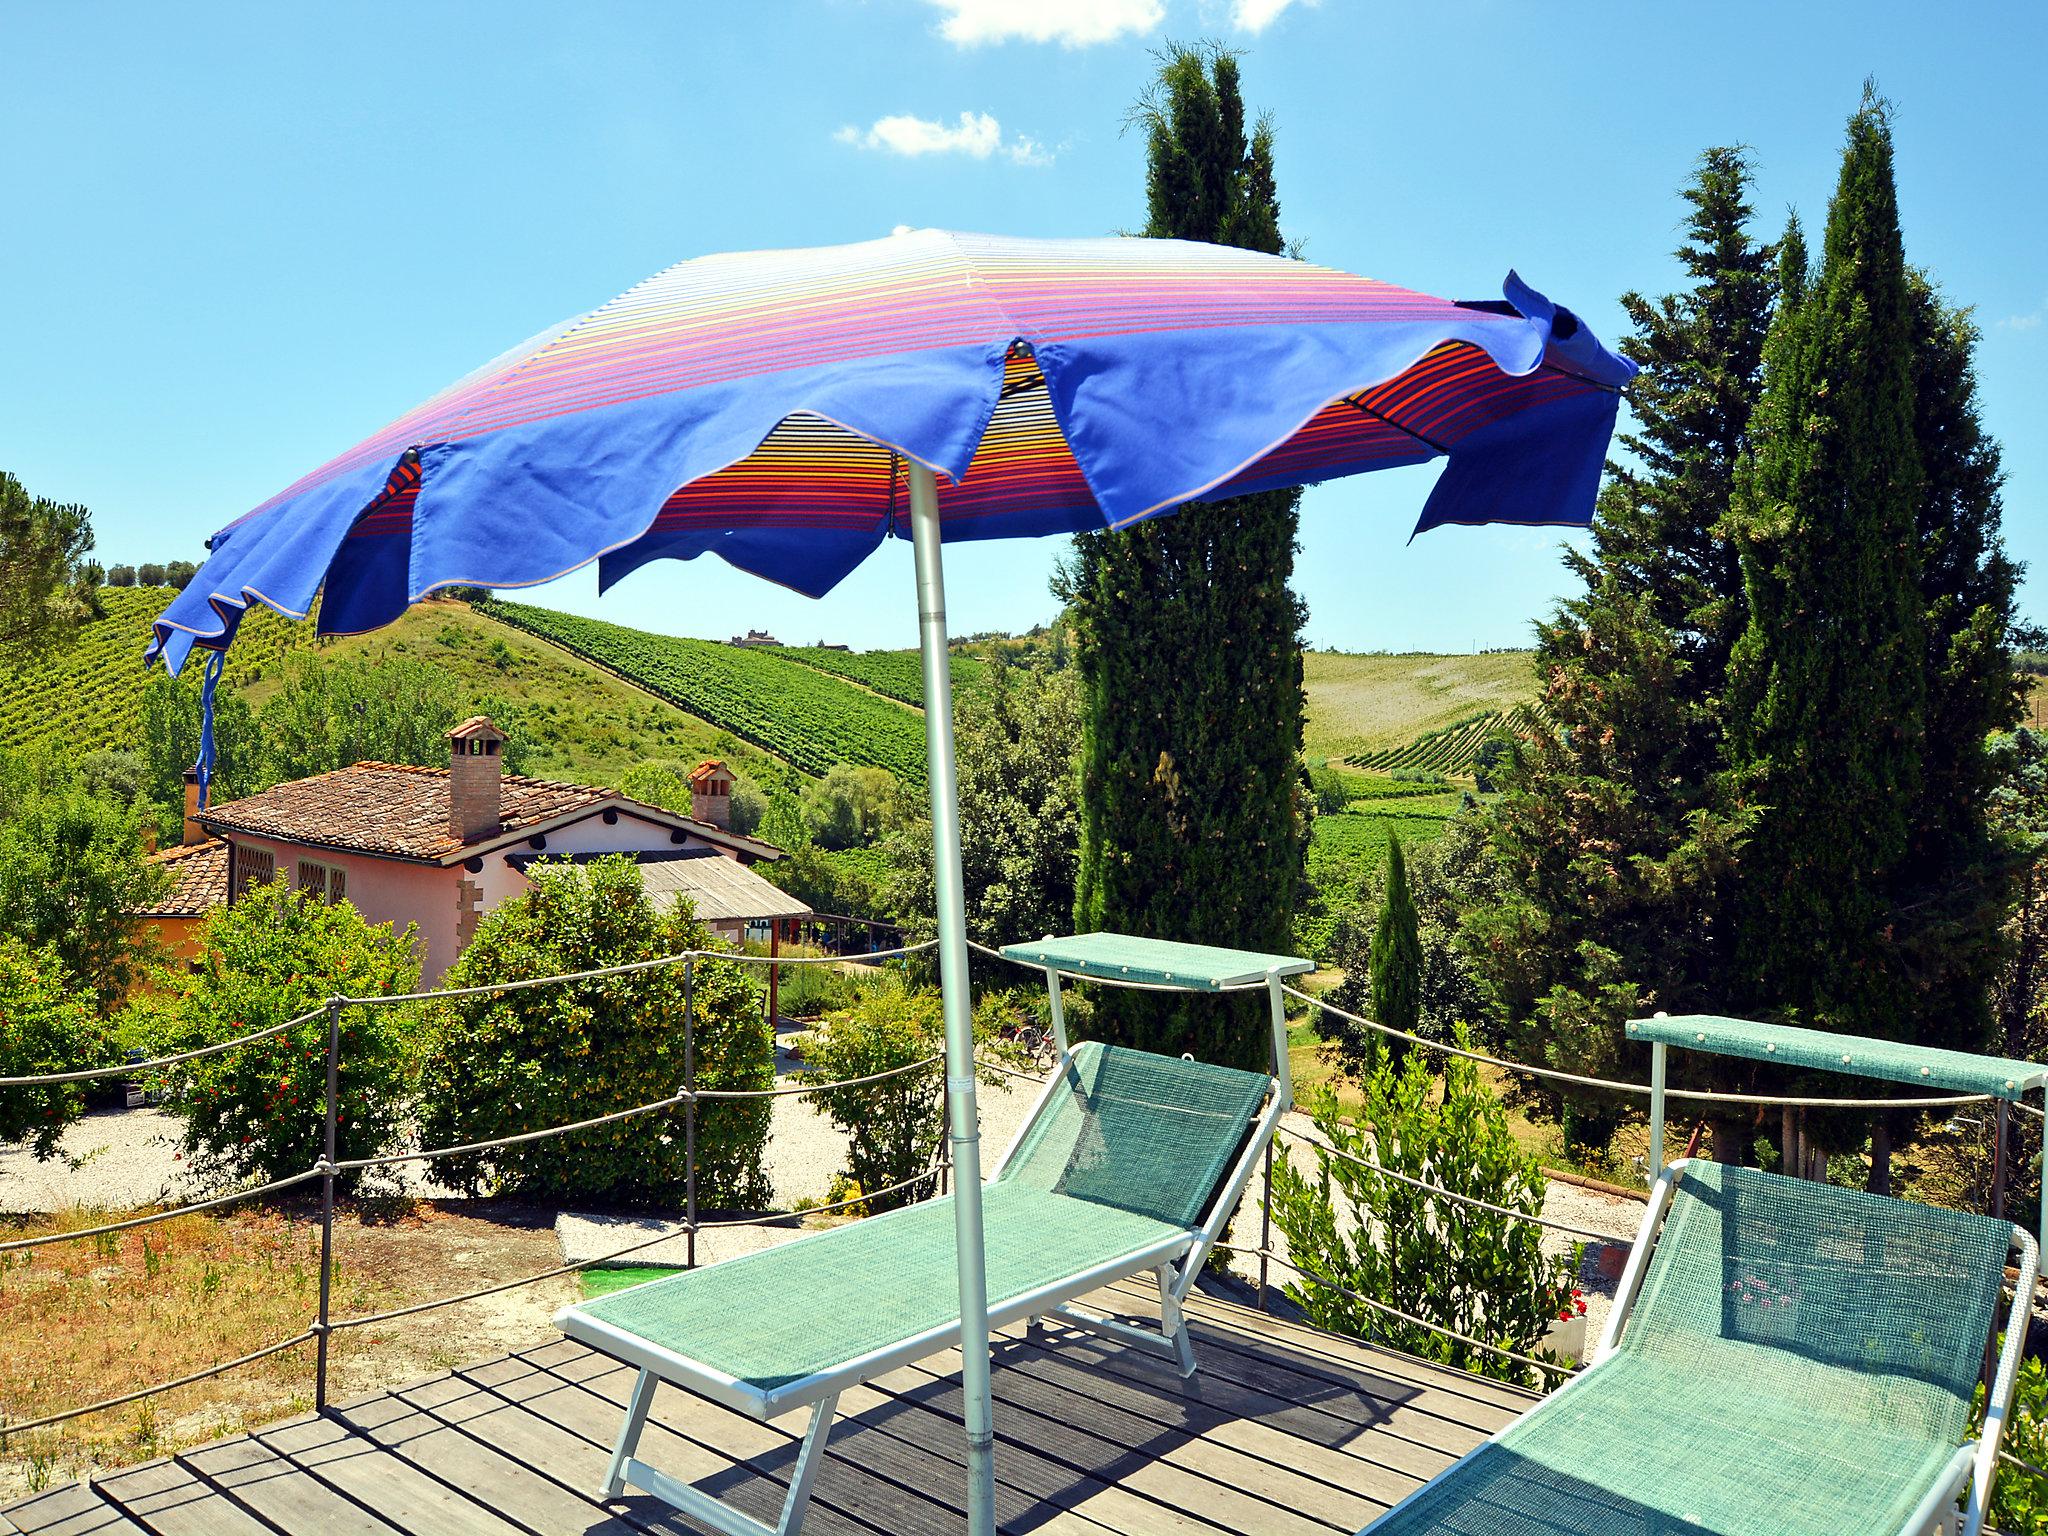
left=182, top=769, right=206, bottom=846
left=448, top=717, right=507, bottom=844
left=689, top=759, right=733, bottom=831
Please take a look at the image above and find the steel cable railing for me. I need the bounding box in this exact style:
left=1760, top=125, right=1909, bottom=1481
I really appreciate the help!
left=3, top=934, right=2037, bottom=1447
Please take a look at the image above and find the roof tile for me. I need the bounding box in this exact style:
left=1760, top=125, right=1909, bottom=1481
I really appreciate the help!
left=138, top=837, right=230, bottom=917
left=198, top=762, right=614, bottom=862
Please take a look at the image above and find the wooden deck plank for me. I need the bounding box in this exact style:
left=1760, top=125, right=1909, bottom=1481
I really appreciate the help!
left=1094, top=1282, right=1529, bottom=1441
left=1166, top=1281, right=1542, bottom=1410
left=388, top=1373, right=684, bottom=1535
left=90, top=1459, right=276, bottom=1536
left=1005, top=1331, right=1444, bottom=1500
left=181, top=1429, right=409, bottom=1536
left=550, top=1346, right=1143, bottom=1536
left=465, top=1350, right=890, bottom=1536
left=5, top=1290, right=1521, bottom=1536
left=1064, top=1311, right=1501, bottom=1453
left=0, top=1484, right=143, bottom=1536
left=333, top=1383, right=646, bottom=1536
left=252, top=1412, right=534, bottom=1536
left=882, top=1350, right=1337, bottom=1536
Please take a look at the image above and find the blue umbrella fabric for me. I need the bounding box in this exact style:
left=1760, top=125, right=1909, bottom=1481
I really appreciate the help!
left=149, top=230, right=1632, bottom=672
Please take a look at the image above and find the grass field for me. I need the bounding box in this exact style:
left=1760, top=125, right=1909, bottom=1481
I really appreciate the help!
left=1303, top=650, right=1535, bottom=764
left=0, top=588, right=311, bottom=757
left=475, top=597, right=933, bottom=786
left=4, top=589, right=1546, bottom=804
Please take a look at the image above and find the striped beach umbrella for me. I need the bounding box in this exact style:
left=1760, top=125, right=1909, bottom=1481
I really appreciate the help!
left=148, top=228, right=1633, bottom=1536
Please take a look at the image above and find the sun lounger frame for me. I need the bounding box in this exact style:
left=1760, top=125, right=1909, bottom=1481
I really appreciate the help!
left=557, top=951, right=1299, bottom=1536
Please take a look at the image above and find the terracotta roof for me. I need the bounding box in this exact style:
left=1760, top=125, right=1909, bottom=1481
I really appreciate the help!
left=688, top=759, right=729, bottom=787
left=450, top=716, right=505, bottom=742
left=136, top=837, right=230, bottom=917
left=197, top=762, right=615, bottom=862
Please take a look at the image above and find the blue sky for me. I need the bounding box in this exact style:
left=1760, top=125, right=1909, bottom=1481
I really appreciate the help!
left=3, top=1, right=2042, bottom=654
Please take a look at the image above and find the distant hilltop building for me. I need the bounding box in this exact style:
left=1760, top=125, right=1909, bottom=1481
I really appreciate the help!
left=729, top=628, right=780, bottom=648
left=815, top=640, right=850, bottom=651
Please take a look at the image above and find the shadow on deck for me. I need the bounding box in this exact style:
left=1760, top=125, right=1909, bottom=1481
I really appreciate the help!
left=3, top=1280, right=1533, bottom=1536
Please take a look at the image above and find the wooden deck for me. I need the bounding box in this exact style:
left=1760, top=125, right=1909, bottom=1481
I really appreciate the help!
left=2, top=1279, right=1533, bottom=1536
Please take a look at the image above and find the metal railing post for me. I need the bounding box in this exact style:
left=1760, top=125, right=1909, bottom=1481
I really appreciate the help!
left=314, top=995, right=342, bottom=1412
left=1992, top=1100, right=2011, bottom=1222
left=1257, top=1139, right=1273, bottom=1312
left=684, top=957, right=697, bottom=1271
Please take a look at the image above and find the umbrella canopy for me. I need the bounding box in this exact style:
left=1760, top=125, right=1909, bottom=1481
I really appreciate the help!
left=145, top=228, right=1632, bottom=1536
left=149, top=229, right=1630, bottom=669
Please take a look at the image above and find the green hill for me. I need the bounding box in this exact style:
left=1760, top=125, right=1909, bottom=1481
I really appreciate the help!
left=0, top=587, right=309, bottom=756
left=2, top=589, right=1540, bottom=797
left=1302, top=649, right=1535, bottom=764
left=766, top=644, right=986, bottom=708
left=474, top=597, right=932, bottom=787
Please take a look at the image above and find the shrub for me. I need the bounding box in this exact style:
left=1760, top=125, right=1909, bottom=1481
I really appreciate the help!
left=417, top=856, right=772, bottom=1209
left=798, top=981, right=1019, bottom=1213
left=0, top=765, right=167, bottom=1008
left=1307, top=762, right=1352, bottom=816
left=798, top=983, right=948, bottom=1212
left=1268, top=1032, right=1581, bottom=1388
left=0, top=937, right=110, bottom=1156
left=153, top=880, right=424, bottom=1188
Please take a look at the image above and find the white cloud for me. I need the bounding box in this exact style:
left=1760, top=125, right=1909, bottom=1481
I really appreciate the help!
left=922, top=0, right=1164, bottom=48
left=1999, top=300, right=2046, bottom=332
left=836, top=111, right=1051, bottom=165
left=1229, top=0, right=1317, bottom=32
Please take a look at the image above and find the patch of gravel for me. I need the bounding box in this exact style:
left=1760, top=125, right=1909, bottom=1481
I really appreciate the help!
left=561, top=1058, right=1042, bottom=1267
left=0, top=1107, right=194, bottom=1214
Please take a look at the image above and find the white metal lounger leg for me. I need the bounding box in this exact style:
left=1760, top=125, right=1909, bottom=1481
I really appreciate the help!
left=1046, top=1260, right=1200, bottom=1376
left=1155, top=1261, right=1198, bottom=1377
left=606, top=1385, right=842, bottom=1536
left=601, top=1368, right=658, bottom=1499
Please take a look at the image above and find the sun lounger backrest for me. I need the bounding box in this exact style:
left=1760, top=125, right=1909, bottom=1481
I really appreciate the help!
left=997, top=1043, right=1271, bottom=1229
left=1624, top=1161, right=2011, bottom=1441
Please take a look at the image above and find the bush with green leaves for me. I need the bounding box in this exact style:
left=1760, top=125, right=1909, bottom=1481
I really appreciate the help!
left=798, top=983, right=948, bottom=1213
left=1976, top=1343, right=2048, bottom=1533
left=0, top=936, right=110, bottom=1156
left=153, top=879, right=424, bottom=1188
left=418, top=856, right=772, bottom=1209
left=798, top=981, right=1019, bottom=1213
left=0, top=750, right=167, bottom=1008
left=1268, top=1032, right=1581, bottom=1388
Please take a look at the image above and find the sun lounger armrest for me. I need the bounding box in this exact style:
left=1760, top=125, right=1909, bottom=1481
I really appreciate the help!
left=1898, top=1444, right=1975, bottom=1536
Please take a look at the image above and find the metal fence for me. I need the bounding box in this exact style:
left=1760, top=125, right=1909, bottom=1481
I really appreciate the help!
left=2, top=936, right=2037, bottom=1438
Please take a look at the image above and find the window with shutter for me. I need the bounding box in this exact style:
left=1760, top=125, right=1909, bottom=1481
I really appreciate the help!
left=233, top=845, right=275, bottom=898
left=297, top=860, right=328, bottom=900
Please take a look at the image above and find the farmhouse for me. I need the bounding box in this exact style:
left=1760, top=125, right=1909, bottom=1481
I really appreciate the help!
left=134, top=833, right=230, bottom=967
left=180, top=720, right=789, bottom=981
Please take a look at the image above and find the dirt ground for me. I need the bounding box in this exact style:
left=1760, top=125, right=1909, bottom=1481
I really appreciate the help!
left=0, top=1199, right=574, bottom=1501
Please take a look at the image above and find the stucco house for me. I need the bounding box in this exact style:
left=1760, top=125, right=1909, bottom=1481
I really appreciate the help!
left=186, top=720, right=786, bottom=982
left=134, top=833, right=230, bottom=968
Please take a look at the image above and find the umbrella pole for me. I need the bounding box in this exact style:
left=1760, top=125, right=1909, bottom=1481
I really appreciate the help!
left=908, top=459, right=998, bottom=1536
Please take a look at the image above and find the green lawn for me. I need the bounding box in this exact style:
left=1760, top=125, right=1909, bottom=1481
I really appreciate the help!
left=580, top=1264, right=679, bottom=1299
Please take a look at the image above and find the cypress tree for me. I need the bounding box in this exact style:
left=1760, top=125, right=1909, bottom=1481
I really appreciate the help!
left=1725, top=91, right=1929, bottom=1085
left=1369, top=835, right=1423, bottom=1069
left=1062, top=42, right=1306, bottom=1071
left=1464, top=149, right=1775, bottom=1155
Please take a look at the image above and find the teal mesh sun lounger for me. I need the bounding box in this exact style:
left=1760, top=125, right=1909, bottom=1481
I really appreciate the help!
left=1363, top=1014, right=2044, bottom=1536
left=558, top=1028, right=1287, bottom=1536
